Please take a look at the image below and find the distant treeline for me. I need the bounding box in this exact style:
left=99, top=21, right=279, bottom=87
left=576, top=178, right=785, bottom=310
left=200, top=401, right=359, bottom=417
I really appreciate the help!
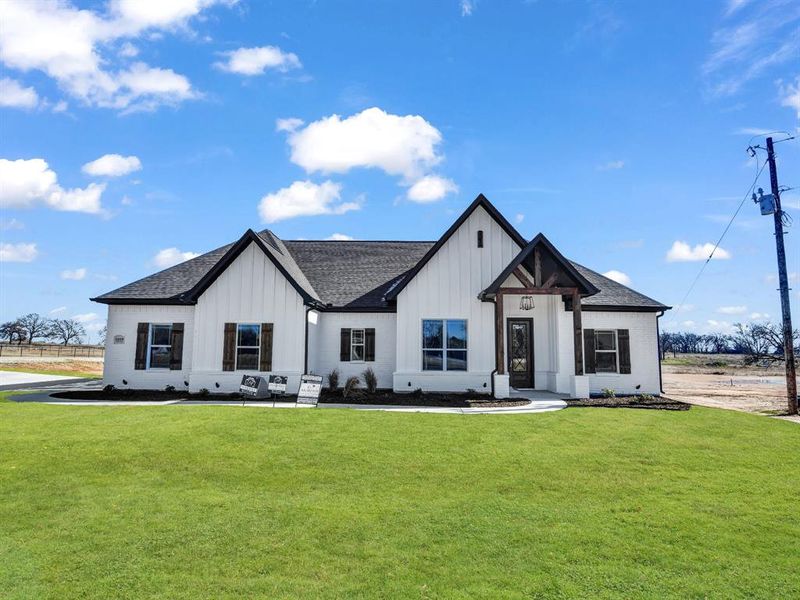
left=660, top=321, right=798, bottom=364
left=1, top=313, right=104, bottom=346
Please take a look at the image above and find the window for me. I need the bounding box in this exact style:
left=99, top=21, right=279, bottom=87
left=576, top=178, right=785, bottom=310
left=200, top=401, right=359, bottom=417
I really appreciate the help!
left=594, top=330, right=618, bottom=373
left=351, top=328, right=365, bottom=361
left=422, top=319, right=467, bottom=371
left=236, top=324, right=260, bottom=370
left=148, top=324, right=172, bottom=369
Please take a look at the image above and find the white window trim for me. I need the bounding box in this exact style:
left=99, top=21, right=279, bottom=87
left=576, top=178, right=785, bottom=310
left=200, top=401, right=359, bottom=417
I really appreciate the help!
left=350, top=328, right=365, bottom=363
left=594, top=329, right=619, bottom=374
left=147, top=323, right=172, bottom=370
left=421, top=319, right=468, bottom=372
left=235, top=323, right=261, bottom=371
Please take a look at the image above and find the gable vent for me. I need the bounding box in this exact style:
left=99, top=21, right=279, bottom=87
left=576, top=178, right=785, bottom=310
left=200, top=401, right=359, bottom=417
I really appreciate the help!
left=477, top=230, right=484, bottom=248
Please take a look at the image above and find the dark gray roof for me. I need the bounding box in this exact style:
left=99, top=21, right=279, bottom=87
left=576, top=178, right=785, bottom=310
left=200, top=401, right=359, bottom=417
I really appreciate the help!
left=284, top=241, right=434, bottom=308
left=92, top=229, right=667, bottom=311
left=572, top=262, right=669, bottom=310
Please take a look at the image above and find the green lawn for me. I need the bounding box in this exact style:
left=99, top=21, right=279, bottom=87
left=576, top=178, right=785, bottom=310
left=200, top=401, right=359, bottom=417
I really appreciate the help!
left=0, top=366, right=100, bottom=379
left=1, top=402, right=797, bottom=599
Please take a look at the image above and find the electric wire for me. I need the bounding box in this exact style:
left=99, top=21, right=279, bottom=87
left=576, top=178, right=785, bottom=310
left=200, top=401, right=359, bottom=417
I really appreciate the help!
left=674, top=157, right=769, bottom=313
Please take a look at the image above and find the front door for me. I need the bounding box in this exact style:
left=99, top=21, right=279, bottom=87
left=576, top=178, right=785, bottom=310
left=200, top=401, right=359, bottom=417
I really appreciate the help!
left=508, top=319, right=534, bottom=388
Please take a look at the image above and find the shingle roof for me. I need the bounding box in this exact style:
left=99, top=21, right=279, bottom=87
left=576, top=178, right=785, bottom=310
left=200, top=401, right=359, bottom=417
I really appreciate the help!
left=571, top=262, right=669, bottom=310
left=284, top=240, right=434, bottom=308
left=92, top=230, right=667, bottom=311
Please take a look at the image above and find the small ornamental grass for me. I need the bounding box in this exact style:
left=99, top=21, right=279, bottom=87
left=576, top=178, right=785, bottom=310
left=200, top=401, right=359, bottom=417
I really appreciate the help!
left=362, top=367, right=378, bottom=394
left=342, top=375, right=360, bottom=400
left=327, top=369, right=340, bottom=390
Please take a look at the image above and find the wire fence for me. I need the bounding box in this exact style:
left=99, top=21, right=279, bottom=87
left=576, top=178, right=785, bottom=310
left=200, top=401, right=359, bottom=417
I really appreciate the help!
left=0, top=343, right=105, bottom=358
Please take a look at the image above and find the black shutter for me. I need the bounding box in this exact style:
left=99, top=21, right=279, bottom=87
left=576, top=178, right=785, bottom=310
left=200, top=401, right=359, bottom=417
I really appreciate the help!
left=618, top=329, right=631, bottom=374
left=583, top=328, right=596, bottom=374
left=260, top=323, right=273, bottom=371
left=134, top=322, right=148, bottom=370
left=169, top=323, right=184, bottom=370
left=222, top=323, right=236, bottom=371
left=365, top=328, right=376, bottom=361
left=340, top=328, right=351, bottom=361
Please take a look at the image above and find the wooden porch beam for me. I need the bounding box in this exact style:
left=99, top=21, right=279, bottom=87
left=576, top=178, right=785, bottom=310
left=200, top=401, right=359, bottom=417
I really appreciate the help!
left=495, top=294, right=505, bottom=374
left=572, top=290, right=584, bottom=376
left=542, top=272, right=559, bottom=289
left=512, top=267, right=535, bottom=289
left=496, top=286, right=579, bottom=296
left=533, top=248, right=542, bottom=287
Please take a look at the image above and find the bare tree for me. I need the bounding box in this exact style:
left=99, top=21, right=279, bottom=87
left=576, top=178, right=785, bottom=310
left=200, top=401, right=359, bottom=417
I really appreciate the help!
left=47, top=318, right=86, bottom=346
left=17, top=313, right=50, bottom=344
left=98, top=325, right=107, bottom=345
left=0, top=320, right=26, bottom=344
left=731, top=322, right=799, bottom=365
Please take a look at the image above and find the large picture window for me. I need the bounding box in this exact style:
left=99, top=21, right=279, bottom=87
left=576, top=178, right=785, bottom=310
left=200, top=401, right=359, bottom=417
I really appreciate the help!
left=422, top=319, right=467, bottom=371
left=594, top=330, right=618, bottom=373
left=148, top=324, right=172, bottom=369
left=236, top=324, right=261, bottom=370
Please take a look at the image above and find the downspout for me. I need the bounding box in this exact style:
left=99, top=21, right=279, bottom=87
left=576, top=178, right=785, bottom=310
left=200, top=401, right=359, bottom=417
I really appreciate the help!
left=304, top=306, right=314, bottom=375
left=656, top=310, right=665, bottom=395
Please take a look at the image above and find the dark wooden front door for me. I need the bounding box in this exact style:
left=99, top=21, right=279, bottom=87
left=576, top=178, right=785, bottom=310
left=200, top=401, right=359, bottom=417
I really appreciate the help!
left=508, top=319, right=534, bottom=388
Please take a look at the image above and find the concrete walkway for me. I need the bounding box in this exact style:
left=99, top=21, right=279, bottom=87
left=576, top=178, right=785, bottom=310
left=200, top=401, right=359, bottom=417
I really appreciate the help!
left=0, top=370, right=91, bottom=391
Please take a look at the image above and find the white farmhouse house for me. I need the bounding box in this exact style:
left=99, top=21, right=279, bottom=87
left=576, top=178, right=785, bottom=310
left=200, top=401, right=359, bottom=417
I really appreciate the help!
left=93, top=195, right=669, bottom=398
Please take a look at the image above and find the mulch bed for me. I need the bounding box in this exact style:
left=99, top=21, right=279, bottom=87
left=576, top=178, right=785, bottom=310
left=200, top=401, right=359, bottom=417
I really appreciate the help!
left=51, top=390, right=193, bottom=401
left=566, top=395, right=690, bottom=411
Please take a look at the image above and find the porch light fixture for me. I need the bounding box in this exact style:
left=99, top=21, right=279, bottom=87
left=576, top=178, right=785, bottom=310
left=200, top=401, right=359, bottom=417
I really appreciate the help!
left=519, top=296, right=534, bottom=310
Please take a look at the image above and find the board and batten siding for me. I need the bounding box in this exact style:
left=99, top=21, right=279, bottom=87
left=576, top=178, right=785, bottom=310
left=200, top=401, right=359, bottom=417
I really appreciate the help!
left=103, top=304, right=195, bottom=389
left=555, top=310, right=660, bottom=395
left=394, top=205, right=523, bottom=392
left=307, top=311, right=397, bottom=389
left=190, top=241, right=307, bottom=393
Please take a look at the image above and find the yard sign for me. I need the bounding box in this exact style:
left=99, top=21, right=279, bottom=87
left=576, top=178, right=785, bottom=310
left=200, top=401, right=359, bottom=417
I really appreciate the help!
left=297, top=374, right=323, bottom=406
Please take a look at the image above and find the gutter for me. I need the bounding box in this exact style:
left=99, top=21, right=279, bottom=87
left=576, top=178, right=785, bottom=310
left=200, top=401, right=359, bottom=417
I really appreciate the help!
left=656, top=310, right=665, bottom=395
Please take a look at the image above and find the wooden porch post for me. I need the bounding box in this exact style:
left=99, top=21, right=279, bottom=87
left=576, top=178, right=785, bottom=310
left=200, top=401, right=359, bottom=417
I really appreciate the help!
left=572, top=290, right=584, bottom=376
left=495, top=293, right=505, bottom=374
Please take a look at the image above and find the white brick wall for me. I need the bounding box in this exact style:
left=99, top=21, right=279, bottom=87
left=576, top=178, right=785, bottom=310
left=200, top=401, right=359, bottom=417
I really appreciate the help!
left=103, top=304, right=195, bottom=390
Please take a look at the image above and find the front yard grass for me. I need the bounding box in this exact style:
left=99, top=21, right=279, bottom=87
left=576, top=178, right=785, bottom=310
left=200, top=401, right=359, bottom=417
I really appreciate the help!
left=1, top=403, right=797, bottom=598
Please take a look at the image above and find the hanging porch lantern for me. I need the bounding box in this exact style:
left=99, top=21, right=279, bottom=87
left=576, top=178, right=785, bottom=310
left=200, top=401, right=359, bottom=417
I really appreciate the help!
left=519, top=295, right=534, bottom=310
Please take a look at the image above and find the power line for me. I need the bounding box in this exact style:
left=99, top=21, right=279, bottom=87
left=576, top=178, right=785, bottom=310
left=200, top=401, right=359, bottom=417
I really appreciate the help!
left=674, top=158, right=769, bottom=313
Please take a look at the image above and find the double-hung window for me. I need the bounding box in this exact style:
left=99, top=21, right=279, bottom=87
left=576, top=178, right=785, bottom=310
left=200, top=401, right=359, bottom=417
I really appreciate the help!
left=148, top=324, right=172, bottom=369
left=594, top=330, right=618, bottom=373
left=422, top=319, right=467, bottom=371
left=350, top=328, right=365, bottom=361
left=236, top=324, right=260, bottom=370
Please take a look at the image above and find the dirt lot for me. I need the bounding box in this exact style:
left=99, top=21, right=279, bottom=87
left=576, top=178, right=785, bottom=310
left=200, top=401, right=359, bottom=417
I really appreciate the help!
left=0, top=358, right=103, bottom=377
left=662, top=354, right=797, bottom=423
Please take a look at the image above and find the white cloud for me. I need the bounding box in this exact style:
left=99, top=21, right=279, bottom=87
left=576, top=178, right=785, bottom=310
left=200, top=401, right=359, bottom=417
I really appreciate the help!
left=717, top=305, right=747, bottom=315
left=152, top=247, right=200, bottom=269
left=49, top=306, right=67, bottom=314
left=602, top=270, right=632, bottom=286
left=702, top=2, right=800, bottom=97
left=406, top=175, right=458, bottom=203
left=325, top=233, right=354, bottom=241
left=258, top=180, right=361, bottom=223
left=0, top=0, right=229, bottom=112
left=0, top=242, right=38, bottom=262
left=750, top=312, right=770, bottom=320
left=461, top=0, right=476, bottom=17
left=666, top=240, right=731, bottom=262
left=779, top=76, right=800, bottom=118
left=706, top=319, right=735, bottom=334
left=724, top=0, right=751, bottom=17
left=72, top=312, right=99, bottom=323
left=514, top=213, right=524, bottom=225
left=0, top=158, right=106, bottom=214
left=284, top=107, right=444, bottom=181
left=0, top=77, right=38, bottom=109
left=215, top=46, right=301, bottom=75
left=0, top=217, right=24, bottom=230
left=674, top=303, right=695, bottom=312
left=275, top=117, right=304, bottom=132
left=82, top=154, right=142, bottom=177
left=60, top=267, right=87, bottom=280
left=597, top=160, right=625, bottom=171
left=119, top=42, right=138, bottom=58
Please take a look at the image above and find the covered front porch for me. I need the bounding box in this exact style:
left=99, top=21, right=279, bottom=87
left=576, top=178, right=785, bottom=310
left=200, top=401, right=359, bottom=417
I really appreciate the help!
left=480, top=234, right=600, bottom=399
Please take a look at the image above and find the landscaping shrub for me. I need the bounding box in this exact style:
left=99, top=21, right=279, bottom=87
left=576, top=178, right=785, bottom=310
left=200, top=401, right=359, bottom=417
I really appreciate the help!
left=343, top=376, right=360, bottom=400
left=198, top=388, right=210, bottom=397
left=602, top=388, right=616, bottom=399
left=165, top=385, right=176, bottom=393
left=102, top=384, right=115, bottom=393
left=362, top=367, right=377, bottom=393
left=327, top=368, right=340, bottom=390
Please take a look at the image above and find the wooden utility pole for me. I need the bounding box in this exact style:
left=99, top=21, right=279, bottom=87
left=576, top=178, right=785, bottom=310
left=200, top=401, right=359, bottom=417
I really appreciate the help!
left=765, top=136, right=798, bottom=415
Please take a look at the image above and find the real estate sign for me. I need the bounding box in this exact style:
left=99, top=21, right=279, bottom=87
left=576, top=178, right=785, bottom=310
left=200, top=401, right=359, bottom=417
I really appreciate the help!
left=268, top=374, right=287, bottom=394
left=297, top=374, right=323, bottom=406
left=239, top=375, right=268, bottom=398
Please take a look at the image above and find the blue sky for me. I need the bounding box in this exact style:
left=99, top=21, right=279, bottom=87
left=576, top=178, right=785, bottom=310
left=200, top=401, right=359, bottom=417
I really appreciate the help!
left=1, top=0, right=798, bottom=342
